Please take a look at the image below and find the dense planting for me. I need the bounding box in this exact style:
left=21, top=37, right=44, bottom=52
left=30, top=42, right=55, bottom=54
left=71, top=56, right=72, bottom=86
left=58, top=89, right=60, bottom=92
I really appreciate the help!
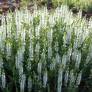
left=0, top=5, right=92, bottom=92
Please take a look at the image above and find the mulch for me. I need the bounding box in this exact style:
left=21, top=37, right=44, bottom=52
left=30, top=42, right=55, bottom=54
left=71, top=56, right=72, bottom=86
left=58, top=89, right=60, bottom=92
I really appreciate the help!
left=0, top=2, right=20, bottom=14
left=71, top=7, right=92, bottom=19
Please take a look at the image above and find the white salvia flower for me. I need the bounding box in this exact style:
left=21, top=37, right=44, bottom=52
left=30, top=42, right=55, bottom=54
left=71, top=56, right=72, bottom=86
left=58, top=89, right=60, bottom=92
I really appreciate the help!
left=66, top=30, right=71, bottom=44
left=76, top=71, right=82, bottom=86
left=75, top=52, right=81, bottom=68
left=78, top=37, right=84, bottom=47
left=44, top=7, right=48, bottom=16
left=21, top=30, right=26, bottom=45
left=15, top=56, right=19, bottom=69
left=67, top=48, right=72, bottom=61
left=35, top=25, right=40, bottom=37
left=33, top=8, right=38, bottom=17
left=64, top=70, right=69, bottom=86
left=34, top=42, right=40, bottom=61
left=0, top=32, right=3, bottom=50
left=86, top=55, right=90, bottom=65
left=62, top=54, right=67, bottom=69
left=69, top=70, right=75, bottom=86
left=24, top=9, right=30, bottom=23
left=27, top=61, right=31, bottom=70
left=73, top=26, right=78, bottom=37
left=35, top=42, right=40, bottom=54
left=0, top=58, right=3, bottom=68
left=77, top=11, right=82, bottom=19
left=34, top=3, right=37, bottom=11
left=57, top=68, right=63, bottom=92
left=37, top=62, right=42, bottom=74
left=49, top=15, right=55, bottom=27
left=47, top=28, right=53, bottom=43
left=0, top=60, right=3, bottom=88
left=28, top=77, right=32, bottom=92
left=6, top=43, right=11, bottom=57
left=50, top=58, right=56, bottom=70
left=18, top=65, right=23, bottom=76
left=87, top=45, right=92, bottom=64
left=16, top=48, right=24, bottom=70
left=20, top=74, right=26, bottom=92
left=29, top=42, right=33, bottom=60
left=16, top=47, right=24, bottom=76
left=41, top=50, right=46, bottom=62
left=72, top=50, right=78, bottom=61
left=48, top=46, right=52, bottom=59
left=88, top=19, right=92, bottom=28
left=0, top=60, right=3, bottom=80
left=15, top=11, right=20, bottom=33
left=43, top=71, right=48, bottom=88
left=16, top=60, right=23, bottom=75
left=1, top=71, right=6, bottom=88
left=74, top=39, right=78, bottom=49
left=40, top=14, right=47, bottom=27
left=64, top=13, right=73, bottom=25
left=0, top=70, right=1, bottom=79
left=56, top=53, right=61, bottom=64
left=55, top=41, right=59, bottom=52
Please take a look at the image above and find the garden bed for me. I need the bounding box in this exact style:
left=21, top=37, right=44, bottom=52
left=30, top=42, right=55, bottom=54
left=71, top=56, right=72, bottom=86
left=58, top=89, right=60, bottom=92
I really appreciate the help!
left=0, top=6, right=92, bottom=92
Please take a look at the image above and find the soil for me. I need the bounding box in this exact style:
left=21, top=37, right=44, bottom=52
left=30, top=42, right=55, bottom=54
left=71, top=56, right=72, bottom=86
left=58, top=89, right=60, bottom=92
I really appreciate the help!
left=71, top=7, right=92, bottom=19
left=0, top=2, right=20, bottom=14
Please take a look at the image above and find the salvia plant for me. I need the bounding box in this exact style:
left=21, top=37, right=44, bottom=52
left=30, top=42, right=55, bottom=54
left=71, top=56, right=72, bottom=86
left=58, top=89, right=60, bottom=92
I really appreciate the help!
left=0, top=5, right=92, bottom=92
